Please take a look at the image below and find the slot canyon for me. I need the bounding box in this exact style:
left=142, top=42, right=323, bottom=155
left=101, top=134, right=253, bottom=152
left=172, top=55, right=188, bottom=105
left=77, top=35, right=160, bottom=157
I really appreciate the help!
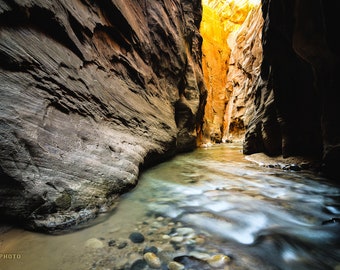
left=0, top=0, right=340, bottom=269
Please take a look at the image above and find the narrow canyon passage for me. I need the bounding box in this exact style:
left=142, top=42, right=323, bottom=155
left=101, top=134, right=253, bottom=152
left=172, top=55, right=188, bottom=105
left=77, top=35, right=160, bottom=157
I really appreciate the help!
left=1, top=143, right=340, bottom=270
left=200, top=0, right=262, bottom=144
left=1, top=0, right=340, bottom=269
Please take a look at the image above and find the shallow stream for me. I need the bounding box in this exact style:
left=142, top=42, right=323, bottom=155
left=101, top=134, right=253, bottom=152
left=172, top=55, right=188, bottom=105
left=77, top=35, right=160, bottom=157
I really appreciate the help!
left=1, top=143, right=340, bottom=270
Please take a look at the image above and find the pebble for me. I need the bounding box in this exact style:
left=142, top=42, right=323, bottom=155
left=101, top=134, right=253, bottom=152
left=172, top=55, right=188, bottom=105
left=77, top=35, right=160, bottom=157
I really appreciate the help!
left=207, top=254, right=231, bottom=268
left=143, top=252, right=162, bottom=269
left=162, top=248, right=181, bottom=260
left=117, top=241, right=128, bottom=249
left=85, top=238, right=104, bottom=249
left=169, top=228, right=177, bottom=235
left=151, top=221, right=163, bottom=228
left=184, top=239, right=196, bottom=246
left=129, top=232, right=145, bottom=243
left=143, top=246, right=158, bottom=254
left=170, top=236, right=184, bottom=243
left=162, top=234, right=171, bottom=240
left=194, top=236, right=205, bottom=245
left=130, top=259, right=147, bottom=270
left=156, top=216, right=164, bottom=221
left=168, top=261, right=185, bottom=270
left=176, top=227, right=194, bottom=236
left=189, top=251, right=211, bottom=260
left=108, top=239, right=116, bottom=247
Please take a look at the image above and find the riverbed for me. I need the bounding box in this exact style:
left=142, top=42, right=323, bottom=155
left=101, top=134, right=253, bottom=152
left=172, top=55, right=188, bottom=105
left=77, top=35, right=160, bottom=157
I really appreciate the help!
left=1, top=143, right=340, bottom=270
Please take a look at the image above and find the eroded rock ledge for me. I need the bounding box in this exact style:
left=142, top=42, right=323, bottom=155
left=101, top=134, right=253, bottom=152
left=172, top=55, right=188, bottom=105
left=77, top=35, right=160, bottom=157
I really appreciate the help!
left=0, top=0, right=206, bottom=232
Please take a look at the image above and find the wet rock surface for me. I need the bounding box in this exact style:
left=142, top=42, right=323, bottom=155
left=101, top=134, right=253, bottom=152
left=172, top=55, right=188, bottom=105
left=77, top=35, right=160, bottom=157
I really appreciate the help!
left=245, top=152, right=322, bottom=173
left=0, top=0, right=205, bottom=232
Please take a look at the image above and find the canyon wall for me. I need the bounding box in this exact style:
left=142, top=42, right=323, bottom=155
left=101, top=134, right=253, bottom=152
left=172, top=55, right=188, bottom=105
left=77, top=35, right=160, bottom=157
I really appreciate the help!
left=201, top=0, right=339, bottom=179
left=244, top=0, right=340, bottom=179
left=200, top=2, right=230, bottom=143
left=0, top=0, right=205, bottom=232
left=200, top=0, right=260, bottom=144
left=224, top=4, right=263, bottom=141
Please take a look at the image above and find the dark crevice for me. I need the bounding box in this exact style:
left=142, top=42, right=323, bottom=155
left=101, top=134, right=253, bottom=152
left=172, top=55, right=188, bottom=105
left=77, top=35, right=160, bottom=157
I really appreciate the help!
left=0, top=166, right=24, bottom=190
left=68, top=11, right=89, bottom=44
left=80, top=0, right=96, bottom=8
left=94, top=24, right=131, bottom=52
left=90, top=94, right=111, bottom=118
left=94, top=0, right=134, bottom=45
left=29, top=6, right=84, bottom=61
left=110, top=54, right=145, bottom=88
left=0, top=0, right=26, bottom=26
left=0, top=52, right=32, bottom=72
left=0, top=3, right=84, bottom=61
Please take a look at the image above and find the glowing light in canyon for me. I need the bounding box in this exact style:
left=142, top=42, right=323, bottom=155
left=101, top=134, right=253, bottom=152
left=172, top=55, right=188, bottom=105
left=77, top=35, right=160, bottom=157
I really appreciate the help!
left=202, top=0, right=261, bottom=6
left=200, top=0, right=261, bottom=144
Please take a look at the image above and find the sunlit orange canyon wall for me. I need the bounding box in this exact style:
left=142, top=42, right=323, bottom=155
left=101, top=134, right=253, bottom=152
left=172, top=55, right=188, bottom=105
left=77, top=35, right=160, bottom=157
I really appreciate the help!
left=200, top=0, right=263, bottom=145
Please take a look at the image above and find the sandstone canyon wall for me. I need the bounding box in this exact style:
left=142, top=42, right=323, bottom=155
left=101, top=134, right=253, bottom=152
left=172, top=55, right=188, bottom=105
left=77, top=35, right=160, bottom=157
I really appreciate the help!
left=0, top=0, right=205, bottom=232
left=200, top=0, right=339, bottom=179
left=200, top=0, right=261, bottom=144
left=243, top=0, right=340, bottom=179
left=224, top=4, right=263, bottom=142
left=200, top=1, right=230, bottom=143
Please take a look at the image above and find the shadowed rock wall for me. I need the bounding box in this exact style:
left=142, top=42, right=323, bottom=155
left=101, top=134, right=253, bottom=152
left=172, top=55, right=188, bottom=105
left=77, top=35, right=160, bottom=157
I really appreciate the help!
left=244, top=0, right=340, bottom=179
left=0, top=0, right=205, bottom=232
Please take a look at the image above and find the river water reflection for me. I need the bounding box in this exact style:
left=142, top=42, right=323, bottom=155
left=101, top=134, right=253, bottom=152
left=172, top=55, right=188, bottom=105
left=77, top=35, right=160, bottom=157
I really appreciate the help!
left=1, top=143, right=340, bottom=270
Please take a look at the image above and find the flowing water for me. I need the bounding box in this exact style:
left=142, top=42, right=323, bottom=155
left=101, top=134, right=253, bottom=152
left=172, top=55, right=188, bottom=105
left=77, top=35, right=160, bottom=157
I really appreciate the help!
left=1, top=143, right=340, bottom=270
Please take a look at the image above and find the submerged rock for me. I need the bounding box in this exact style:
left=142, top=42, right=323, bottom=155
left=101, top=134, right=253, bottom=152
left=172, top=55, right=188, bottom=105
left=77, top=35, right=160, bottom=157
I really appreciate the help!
left=130, top=259, right=147, bottom=270
left=168, top=261, right=185, bottom=270
left=174, top=255, right=211, bottom=270
left=129, top=232, right=145, bottom=243
left=143, top=252, right=162, bottom=269
left=85, top=238, right=104, bottom=249
left=207, top=254, right=231, bottom=268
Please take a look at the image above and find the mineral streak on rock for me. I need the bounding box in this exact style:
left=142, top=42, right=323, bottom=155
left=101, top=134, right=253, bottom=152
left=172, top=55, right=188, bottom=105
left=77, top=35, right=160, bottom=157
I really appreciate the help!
left=0, top=0, right=206, bottom=232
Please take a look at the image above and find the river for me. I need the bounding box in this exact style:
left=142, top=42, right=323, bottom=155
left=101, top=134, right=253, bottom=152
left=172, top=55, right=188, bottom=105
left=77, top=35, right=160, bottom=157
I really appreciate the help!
left=1, top=143, right=340, bottom=270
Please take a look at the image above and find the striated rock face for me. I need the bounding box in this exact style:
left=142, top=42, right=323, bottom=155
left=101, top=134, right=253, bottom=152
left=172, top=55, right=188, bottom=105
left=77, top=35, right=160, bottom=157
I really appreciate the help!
left=224, top=4, right=263, bottom=141
left=0, top=0, right=205, bottom=232
left=244, top=0, right=340, bottom=179
left=200, top=2, right=230, bottom=144
left=200, top=0, right=259, bottom=144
